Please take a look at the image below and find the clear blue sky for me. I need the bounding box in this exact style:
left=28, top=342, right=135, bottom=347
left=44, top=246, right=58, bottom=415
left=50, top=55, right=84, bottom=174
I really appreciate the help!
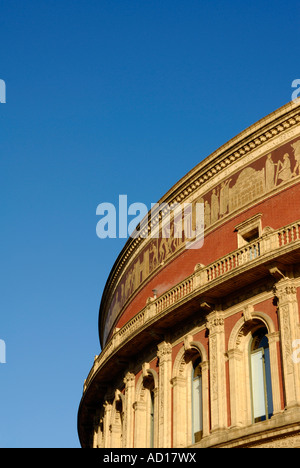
left=0, top=0, right=299, bottom=448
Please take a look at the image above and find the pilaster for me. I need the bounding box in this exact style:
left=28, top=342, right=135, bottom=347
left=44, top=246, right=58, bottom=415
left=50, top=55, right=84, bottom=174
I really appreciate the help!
left=200, top=360, right=210, bottom=437
left=274, top=279, right=300, bottom=409
left=133, top=401, right=147, bottom=447
left=123, top=372, right=135, bottom=448
left=227, top=348, right=244, bottom=427
left=171, top=375, right=187, bottom=447
left=206, top=310, right=227, bottom=431
left=103, top=401, right=112, bottom=448
left=157, top=341, right=172, bottom=448
left=110, top=423, right=122, bottom=448
left=267, top=331, right=282, bottom=415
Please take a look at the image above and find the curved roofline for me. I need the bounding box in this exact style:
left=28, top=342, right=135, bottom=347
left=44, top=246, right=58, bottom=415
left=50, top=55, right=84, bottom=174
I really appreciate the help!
left=98, top=99, right=300, bottom=348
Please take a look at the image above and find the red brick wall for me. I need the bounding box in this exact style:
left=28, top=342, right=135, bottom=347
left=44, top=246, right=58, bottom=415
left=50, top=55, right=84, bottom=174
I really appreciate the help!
left=115, top=183, right=299, bottom=332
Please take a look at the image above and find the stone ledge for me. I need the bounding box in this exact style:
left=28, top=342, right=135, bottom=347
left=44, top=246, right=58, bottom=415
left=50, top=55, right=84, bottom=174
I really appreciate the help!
left=192, top=408, right=300, bottom=448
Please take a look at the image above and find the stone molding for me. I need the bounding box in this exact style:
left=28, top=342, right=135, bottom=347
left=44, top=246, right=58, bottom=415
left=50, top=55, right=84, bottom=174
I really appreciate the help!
left=84, top=219, right=300, bottom=394
left=100, top=100, right=300, bottom=345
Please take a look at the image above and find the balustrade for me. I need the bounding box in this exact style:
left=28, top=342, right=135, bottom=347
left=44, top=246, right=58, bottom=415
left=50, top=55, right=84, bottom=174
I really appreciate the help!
left=84, top=220, right=300, bottom=392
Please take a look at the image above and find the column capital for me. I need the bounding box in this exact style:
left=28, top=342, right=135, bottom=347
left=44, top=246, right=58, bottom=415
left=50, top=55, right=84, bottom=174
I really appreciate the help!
left=133, top=400, right=146, bottom=412
left=170, top=375, right=186, bottom=388
left=206, top=310, right=225, bottom=334
left=200, top=360, right=209, bottom=372
left=157, top=341, right=172, bottom=448
left=103, top=401, right=112, bottom=411
left=273, top=278, right=297, bottom=304
left=226, top=348, right=243, bottom=361
left=266, top=331, right=280, bottom=344
left=123, top=372, right=135, bottom=387
left=207, top=310, right=227, bottom=430
left=157, top=341, right=172, bottom=361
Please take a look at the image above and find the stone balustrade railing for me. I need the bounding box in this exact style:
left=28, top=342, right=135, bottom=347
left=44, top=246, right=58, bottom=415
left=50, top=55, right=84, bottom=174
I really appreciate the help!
left=83, top=220, right=300, bottom=393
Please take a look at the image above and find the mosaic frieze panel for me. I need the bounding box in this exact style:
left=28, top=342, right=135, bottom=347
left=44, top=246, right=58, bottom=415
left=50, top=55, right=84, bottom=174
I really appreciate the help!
left=103, top=136, right=300, bottom=344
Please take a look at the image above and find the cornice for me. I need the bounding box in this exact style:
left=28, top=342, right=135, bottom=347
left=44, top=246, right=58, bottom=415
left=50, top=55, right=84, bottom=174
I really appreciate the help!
left=79, top=218, right=300, bottom=447
left=99, top=100, right=300, bottom=346
left=90, top=219, right=300, bottom=394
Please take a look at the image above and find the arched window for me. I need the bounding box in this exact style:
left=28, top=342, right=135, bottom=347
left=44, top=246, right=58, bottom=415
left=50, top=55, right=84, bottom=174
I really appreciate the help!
left=172, top=342, right=209, bottom=447
left=250, top=328, right=273, bottom=423
left=191, top=357, right=203, bottom=443
left=134, top=369, right=158, bottom=448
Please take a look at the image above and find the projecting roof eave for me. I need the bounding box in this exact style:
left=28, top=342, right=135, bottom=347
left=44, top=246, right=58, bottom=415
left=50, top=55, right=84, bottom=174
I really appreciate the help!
left=98, top=99, right=300, bottom=348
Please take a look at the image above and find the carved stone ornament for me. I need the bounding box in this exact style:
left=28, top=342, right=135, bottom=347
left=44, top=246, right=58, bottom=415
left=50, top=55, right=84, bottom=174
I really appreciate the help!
left=157, top=342, right=172, bottom=361
left=206, top=313, right=225, bottom=334
left=243, top=305, right=254, bottom=322
left=273, top=279, right=297, bottom=304
left=183, top=334, right=193, bottom=352
left=142, top=362, right=150, bottom=378
left=123, top=372, right=135, bottom=386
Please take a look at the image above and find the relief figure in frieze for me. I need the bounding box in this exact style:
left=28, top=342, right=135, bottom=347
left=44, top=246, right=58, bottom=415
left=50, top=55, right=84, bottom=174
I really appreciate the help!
left=219, top=178, right=232, bottom=217
left=276, top=153, right=292, bottom=184
left=210, top=188, right=220, bottom=224
left=291, top=139, right=300, bottom=176
left=265, top=154, right=276, bottom=191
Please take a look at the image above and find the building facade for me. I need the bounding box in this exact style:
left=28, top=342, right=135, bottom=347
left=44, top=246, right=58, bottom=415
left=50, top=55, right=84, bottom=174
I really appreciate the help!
left=78, top=100, right=300, bottom=448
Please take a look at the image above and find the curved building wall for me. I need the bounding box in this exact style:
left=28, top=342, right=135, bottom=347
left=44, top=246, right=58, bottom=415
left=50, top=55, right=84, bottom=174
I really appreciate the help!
left=78, top=100, right=300, bottom=448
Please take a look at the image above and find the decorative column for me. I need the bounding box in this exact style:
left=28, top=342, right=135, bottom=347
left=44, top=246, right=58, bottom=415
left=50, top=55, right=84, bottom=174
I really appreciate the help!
left=133, top=401, right=147, bottom=447
left=227, top=348, right=244, bottom=427
left=92, top=416, right=99, bottom=448
left=92, top=411, right=104, bottom=448
left=267, top=331, right=282, bottom=415
left=274, top=278, right=300, bottom=409
left=200, top=360, right=210, bottom=438
left=103, top=401, right=112, bottom=448
left=123, top=372, right=135, bottom=448
left=157, top=341, right=172, bottom=448
left=206, top=310, right=227, bottom=431
left=171, top=374, right=187, bottom=447
left=110, top=422, right=122, bottom=448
